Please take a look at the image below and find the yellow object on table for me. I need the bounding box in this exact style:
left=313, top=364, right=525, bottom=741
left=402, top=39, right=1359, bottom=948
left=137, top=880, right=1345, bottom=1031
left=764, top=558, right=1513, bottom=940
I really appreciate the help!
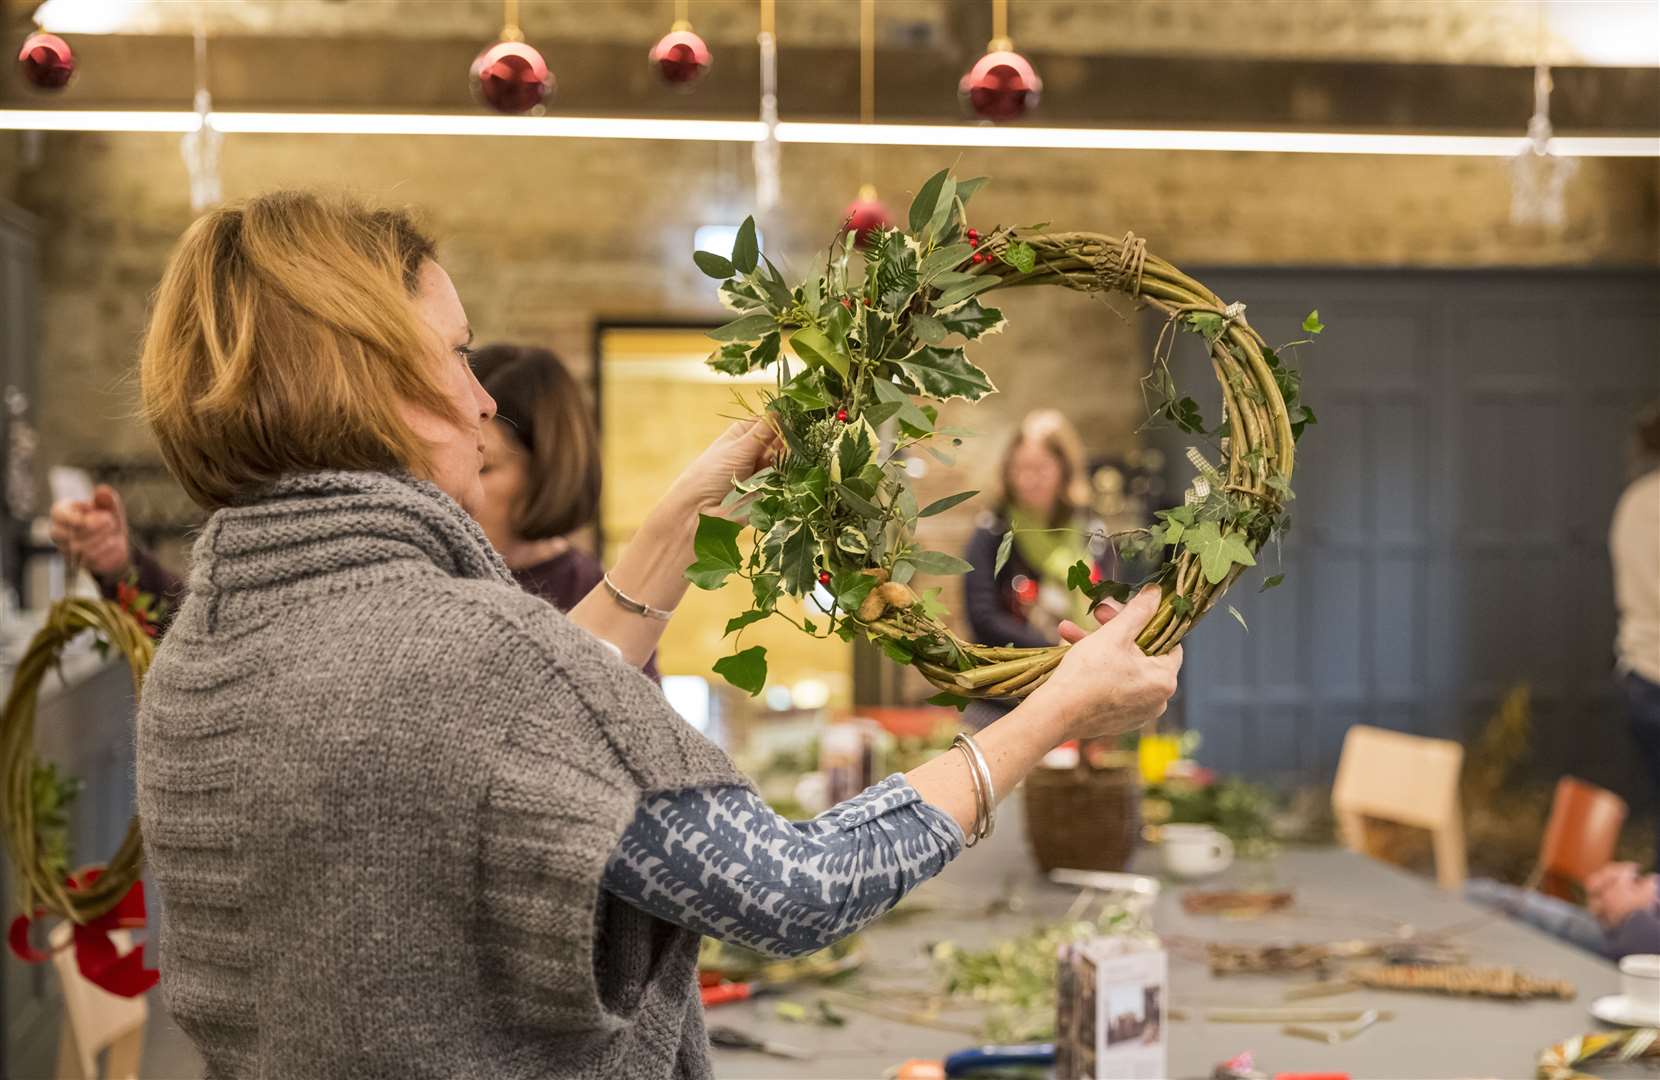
left=1138, top=732, right=1183, bottom=784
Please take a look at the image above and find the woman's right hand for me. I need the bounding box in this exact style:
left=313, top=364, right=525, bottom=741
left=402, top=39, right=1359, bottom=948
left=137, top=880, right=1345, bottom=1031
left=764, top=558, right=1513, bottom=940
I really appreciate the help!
left=48, top=484, right=133, bottom=581
left=1028, top=586, right=1183, bottom=743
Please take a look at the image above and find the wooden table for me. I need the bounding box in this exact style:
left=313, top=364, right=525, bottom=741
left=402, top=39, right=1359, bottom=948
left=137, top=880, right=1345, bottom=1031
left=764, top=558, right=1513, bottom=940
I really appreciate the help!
left=710, top=794, right=1623, bottom=1079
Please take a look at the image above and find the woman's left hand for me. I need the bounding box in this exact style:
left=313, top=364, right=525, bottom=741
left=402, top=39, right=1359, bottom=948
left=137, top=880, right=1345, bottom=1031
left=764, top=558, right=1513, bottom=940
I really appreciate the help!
left=672, top=418, right=779, bottom=515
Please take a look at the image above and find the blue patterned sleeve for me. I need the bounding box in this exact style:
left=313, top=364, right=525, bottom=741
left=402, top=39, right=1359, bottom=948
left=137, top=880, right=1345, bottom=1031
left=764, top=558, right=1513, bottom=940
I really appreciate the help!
left=601, top=774, right=965, bottom=959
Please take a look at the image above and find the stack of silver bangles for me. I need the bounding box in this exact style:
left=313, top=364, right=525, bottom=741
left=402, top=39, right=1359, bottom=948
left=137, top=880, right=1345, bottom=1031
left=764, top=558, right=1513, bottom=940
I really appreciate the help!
left=951, top=732, right=996, bottom=846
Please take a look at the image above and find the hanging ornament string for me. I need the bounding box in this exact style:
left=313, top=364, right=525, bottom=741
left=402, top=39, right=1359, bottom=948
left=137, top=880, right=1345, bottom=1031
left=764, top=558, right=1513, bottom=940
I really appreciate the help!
left=753, top=0, right=780, bottom=211
left=841, top=0, right=890, bottom=246
left=501, top=0, right=523, bottom=43
left=991, top=0, right=1009, bottom=51
left=180, top=16, right=224, bottom=214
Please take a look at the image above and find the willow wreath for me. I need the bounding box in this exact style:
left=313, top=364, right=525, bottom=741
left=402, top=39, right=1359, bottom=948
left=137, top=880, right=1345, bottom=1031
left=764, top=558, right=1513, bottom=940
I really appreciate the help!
left=1, top=593, right=156, bottom=923
left=687, top=169, right=1319, bottom=702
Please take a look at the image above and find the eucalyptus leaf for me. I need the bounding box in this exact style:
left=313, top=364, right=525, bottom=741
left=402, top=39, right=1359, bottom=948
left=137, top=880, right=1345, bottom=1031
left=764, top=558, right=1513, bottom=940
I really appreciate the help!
left=934, top=275, right=1001, bottom=312
left=908, top=169, right=950, bottom=234
left=994, top=531, right=1015, bottom=575
left=920, top=243, right=974, bottom=281
left=955, top=176, right=989, bottom=204
left=872, top=376, right=934, bottom=432
left=693, top=250, right=735, bottom=279
left=731, top=216, right=759, bottom=274
left=920, top=490, right=978, bottom=518
left=905, top=549, right=974, bottom=576
left=833, top=483, right=883, bottom=517
left=709, top=312, right=776, bottom=342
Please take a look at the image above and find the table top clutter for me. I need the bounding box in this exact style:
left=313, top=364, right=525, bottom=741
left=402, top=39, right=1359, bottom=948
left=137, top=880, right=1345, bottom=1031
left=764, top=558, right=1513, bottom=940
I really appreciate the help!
left=709, top=795, right=1623, bottom=1080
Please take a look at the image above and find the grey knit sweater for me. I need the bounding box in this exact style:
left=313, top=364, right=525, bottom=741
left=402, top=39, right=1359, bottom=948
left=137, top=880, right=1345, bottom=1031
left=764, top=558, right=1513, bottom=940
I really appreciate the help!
left=136, top=471, right=749, bottom=1079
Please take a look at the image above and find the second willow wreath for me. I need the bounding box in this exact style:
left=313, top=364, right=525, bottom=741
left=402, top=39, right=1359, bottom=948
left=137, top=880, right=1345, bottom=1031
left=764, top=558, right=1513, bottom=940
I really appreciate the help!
left=687, top=169, right=1319, bottom=703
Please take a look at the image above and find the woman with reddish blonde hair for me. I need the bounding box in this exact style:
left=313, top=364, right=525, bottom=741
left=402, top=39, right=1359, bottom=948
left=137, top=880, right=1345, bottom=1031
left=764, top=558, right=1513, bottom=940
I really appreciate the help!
left=133, top=190, right=1180, bottom=1078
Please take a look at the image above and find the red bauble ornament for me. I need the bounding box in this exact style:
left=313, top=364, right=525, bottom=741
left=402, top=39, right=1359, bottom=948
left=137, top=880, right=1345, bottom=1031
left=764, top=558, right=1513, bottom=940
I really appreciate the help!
left=959, top=45, right=1042, bottom=121
left=17, top=32, right=74, bottom=91
left=842, top=185, right=891, bottom=249
left=649, top=25, right=711, bottom=87
left=471, top=40, right=554, bottom=114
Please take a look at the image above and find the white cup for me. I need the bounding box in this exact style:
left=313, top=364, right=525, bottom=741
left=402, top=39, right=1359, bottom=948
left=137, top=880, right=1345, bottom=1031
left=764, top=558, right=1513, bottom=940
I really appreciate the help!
left=1162, top=823, right=1234, bottom=879
left=1619, top=954, right=1660, bottom=1017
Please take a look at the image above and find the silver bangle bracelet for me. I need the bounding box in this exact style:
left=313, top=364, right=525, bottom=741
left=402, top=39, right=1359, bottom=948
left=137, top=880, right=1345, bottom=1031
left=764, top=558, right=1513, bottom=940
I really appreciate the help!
left=601, top=573, right=674, bottom=622
left=953, top=739, right=985, bottom=847
left=952, top=732, right=997, bottom=842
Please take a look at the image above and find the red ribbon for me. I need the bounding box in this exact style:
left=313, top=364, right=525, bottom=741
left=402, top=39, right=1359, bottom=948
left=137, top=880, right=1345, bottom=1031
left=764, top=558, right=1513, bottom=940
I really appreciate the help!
left=6, top=870, right=159, bottom=998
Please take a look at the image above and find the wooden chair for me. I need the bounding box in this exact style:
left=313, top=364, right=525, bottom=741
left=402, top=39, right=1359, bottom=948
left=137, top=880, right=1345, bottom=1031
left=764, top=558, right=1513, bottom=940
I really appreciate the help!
left=48, top=922, right=146, bottom=1080
left=1536, top=776, right=1628, bottom=901
left=1332, top=724, right=1467, bottom=890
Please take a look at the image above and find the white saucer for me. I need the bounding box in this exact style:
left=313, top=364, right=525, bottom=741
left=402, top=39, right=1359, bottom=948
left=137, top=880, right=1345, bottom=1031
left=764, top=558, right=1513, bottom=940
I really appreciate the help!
left=1590, top=994, right=1660, bottom=1028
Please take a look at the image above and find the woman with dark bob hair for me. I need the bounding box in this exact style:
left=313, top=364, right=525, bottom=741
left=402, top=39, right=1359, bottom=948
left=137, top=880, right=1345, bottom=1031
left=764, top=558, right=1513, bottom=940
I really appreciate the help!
left=135, top=190, right=1182, bottom=1079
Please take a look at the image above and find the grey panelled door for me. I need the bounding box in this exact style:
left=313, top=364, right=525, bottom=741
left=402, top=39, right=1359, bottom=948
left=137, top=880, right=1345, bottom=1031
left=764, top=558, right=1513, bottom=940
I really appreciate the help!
left=1150, top=271, right=1660, bottom=799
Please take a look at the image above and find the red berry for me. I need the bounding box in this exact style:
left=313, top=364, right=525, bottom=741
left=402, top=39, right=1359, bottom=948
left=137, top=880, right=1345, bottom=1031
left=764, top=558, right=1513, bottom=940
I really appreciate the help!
left=971, top=253, right=985, bottom=264
left=836, top=408, right=850, bottom=422
left=966, top=228, right=979, bottom=241
left=969, top=237, right=980, bottom=248
left=818, top=571, right=833, bottom=586
left=840, top=297, right=853, bottom=310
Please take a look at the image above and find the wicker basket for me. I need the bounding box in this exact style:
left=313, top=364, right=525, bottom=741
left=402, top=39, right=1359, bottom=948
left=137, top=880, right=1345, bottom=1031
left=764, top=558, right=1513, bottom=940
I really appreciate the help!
left=1023, top=759, right=1142, bottom=874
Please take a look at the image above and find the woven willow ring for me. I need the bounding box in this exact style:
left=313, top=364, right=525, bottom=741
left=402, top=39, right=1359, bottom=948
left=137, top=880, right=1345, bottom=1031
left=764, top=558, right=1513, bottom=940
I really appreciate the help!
left=1, top=597, right=154, bottom=922
left=691, top=169, right=1316, bottom=701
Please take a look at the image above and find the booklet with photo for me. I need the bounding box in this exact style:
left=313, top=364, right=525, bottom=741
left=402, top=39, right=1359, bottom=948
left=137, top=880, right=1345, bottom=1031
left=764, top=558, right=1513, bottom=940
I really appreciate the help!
left=1056, top=936, right=1167, bottom=1080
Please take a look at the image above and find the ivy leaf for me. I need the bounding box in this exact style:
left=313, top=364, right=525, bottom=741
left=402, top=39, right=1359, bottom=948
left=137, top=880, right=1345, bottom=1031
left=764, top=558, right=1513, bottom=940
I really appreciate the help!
left=908, top=169, right=951, bottom=234
left=1091, top=579, right=1136, bottom=604
left=724, top=610, right=771, bottom=636
left=1066, top=560, right=1094, bottom=593
left=897, top=346, right=996, bottom=402
left=1259, top=573, right=1285, bottom=592
left=790, top=326, right=850, bottom=379
left=994, top=531, right=1015, bottom=575
left=831, top=569, right=878, bottom=611
left=731, top=216, right=759, bottom=274
left=1170, top=594, right=1195, bottom=617
left=710, top=312, right=776, bottom=342
left=694, top=250, right=735, bottom=279
left=940, top=300, right=1005, bottom=341
left=1183, top=520, right=1257, bottom=586
left=920, top=490, right=979, bottom=518
left=1186, top=312, right=1225, bottom=341
left=927, top=690, right=971, bottom=712
left=1302, top=309, right=1324, bottom=334
left=933, top=275, right=1000, bottom=312
left=1290, top=404, right=1318, bottom=442
left=998, top=241, right=1036, bottom=274
left=685, top=514, right=745, bottom=589
left=911, top=314, right=948, bottom=345
left=906, top=550, right=974, bottom=576
left=1227, top=605, right=1249, bottom=632
left=919, top=243, right=974, bottom=281
left=713, top=646, right=768, bottom=695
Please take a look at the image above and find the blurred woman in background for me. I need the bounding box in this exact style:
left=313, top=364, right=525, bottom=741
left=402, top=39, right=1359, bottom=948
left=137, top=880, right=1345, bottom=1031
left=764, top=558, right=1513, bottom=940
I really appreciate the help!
left=964, top=409, right=1111, bottom=650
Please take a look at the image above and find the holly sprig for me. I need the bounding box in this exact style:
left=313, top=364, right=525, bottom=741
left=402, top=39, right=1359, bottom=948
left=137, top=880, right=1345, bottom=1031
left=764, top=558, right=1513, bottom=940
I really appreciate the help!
left=688, top=171, right=1010, bottom=693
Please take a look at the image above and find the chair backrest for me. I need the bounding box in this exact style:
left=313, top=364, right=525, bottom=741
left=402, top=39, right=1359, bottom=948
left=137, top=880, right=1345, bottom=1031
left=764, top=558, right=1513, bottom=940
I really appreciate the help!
left=49, top=922, right=147, bottom=1079
left=1331, top=724, right=1467, bottom=889
left=1537, top=775, right=1628, bottom=900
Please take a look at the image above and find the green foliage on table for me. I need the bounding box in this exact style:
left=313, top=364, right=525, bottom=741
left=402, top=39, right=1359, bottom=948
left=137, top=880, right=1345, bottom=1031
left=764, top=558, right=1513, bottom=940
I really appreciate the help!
left=1145, top=776, right=1279, bottom=857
